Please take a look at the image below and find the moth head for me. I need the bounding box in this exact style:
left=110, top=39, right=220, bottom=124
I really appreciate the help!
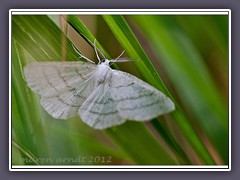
left=100, top=59, right=110, bottom=66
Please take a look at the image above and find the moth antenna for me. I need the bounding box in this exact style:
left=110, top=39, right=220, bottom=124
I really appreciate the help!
left=115, top=50, right=125, bottom=60
left=110, top=51, right=134, bottom=63
left=86, top=38, right=107, bottom=60
left=94, top=39, right=101, bottom=64
left=71, top=44, right=95, bottom=64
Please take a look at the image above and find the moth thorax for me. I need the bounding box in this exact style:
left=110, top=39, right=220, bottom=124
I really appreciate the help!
left=95, top=65, right=111, bottom=85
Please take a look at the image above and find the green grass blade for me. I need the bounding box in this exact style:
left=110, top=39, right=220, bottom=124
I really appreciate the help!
left=151, top=119, right=191, bottom=164
left=12, top=15, right=77, bottom=61
left=176, top=15, right=228, bottom=64
left=131, top=15, right=228, bottom=163
left=12, top=140, right=40, bottom=165
left=105, top=121, right=178, bottom=164
left=12, top=40, right=48, bottom=164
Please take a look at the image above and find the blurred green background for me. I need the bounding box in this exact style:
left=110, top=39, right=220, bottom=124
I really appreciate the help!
left=12, top=14, right=229, bottom=165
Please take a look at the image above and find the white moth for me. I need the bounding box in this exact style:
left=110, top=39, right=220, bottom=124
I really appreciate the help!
left=24, top=44, right=175, bottom=129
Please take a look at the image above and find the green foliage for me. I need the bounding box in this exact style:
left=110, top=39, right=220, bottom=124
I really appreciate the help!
left=11, top=14, right=229, bottom=165
left=131, top=15, right=228, bottom=163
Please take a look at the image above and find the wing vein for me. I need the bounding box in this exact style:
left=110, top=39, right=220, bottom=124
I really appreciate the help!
left=42, top=68, right=59, bottom=93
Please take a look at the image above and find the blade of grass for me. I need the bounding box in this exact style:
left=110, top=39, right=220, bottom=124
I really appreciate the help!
left=66, top=15, right=110, bottom=59
left=105, top=121, right=178, bottom=164
left=12, top=140, right=40, bottom=165
left=103, top=15, right=215, bottom=164
left=12, top=40, right=48, bottom=164
left=12, top=15, right=77, bottom=62
left=131, top=15, right=228, bottom=163
left=151, top=118, right=191, bottom=164
left=176, top=15, right=228, bottom=64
